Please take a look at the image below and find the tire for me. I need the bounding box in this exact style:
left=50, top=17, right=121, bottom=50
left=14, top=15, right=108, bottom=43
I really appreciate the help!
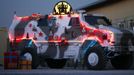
left=120, top=30, right=134, bottom=52
left=131, top=34, right=134, bottom=46
left=46, top=59, right=66, bottom=69
left=85, top=46, right=106, bottom=70
left=20, top=48, right=39, bottom=69
left=111, top=54, right=133, bottom=69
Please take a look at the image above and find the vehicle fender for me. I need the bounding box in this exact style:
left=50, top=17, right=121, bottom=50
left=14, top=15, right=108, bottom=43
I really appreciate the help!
left=81, top=40, right=100, bottom=55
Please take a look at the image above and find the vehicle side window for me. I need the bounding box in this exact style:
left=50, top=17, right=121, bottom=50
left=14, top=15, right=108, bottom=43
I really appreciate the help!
left=69, top=17, right=80, bottom=26
left=84, top=15, right=112, bottom=26
left=37, top=15, right=48, bottom=26
left=85, top=15, right=98, bottom=25
left=48, top=17, right=56, bottom=27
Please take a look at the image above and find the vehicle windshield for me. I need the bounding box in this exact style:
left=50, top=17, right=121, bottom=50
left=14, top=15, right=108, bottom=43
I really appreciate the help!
left=84, top=15, right=112, bottom=27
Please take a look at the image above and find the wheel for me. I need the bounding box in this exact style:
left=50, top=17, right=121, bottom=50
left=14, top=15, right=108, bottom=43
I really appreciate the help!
left=85, top=46, right=106, bottom=70
left=130, top=34, right=134, bottom=46
left=20, top=48, right=39, bottom=69
left=128, top=39, right=134, bottom=51
left=120, top=30, right=134, bottom=52
left=111, top=54, right=133, bottom=69
left=46, top=59, right=66, bottom=69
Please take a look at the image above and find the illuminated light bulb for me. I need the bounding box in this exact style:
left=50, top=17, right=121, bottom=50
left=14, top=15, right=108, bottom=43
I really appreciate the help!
left=48, top=15, right=52, bottom=20
left=61, top=37, right=65, bottom=40
left=54, top=35, right=58, bottom=40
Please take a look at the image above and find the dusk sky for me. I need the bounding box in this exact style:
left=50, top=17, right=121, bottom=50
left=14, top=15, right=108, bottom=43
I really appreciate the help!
left=0, top=0, right=98, bottom=27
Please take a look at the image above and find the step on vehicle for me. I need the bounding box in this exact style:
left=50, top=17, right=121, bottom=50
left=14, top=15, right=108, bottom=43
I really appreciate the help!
left=8, top=1, right=134, bottom=69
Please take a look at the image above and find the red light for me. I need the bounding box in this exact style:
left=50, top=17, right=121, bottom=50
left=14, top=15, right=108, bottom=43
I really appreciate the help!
left=21, top=16, right=30, bottom=22
left=9, top=13, right=115, bottom=47
left=48, top=15, right=52, bottom=20
left=80, top=22, right=114, bottom=46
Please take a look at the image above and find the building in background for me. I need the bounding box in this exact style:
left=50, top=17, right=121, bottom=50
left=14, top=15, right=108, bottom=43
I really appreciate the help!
left=80, top=0, right=134, bottom=30
left=0, top=27, right=8, bottom=65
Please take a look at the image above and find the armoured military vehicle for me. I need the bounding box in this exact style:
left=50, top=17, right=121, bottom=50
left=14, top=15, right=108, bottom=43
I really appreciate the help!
left=8, top=1, right=134, bottom=69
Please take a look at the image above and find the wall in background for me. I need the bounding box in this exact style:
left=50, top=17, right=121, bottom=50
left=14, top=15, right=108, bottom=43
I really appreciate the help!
left=87, top=0, right=134, bottom=30
left=0, top=27, right=8, bottom=65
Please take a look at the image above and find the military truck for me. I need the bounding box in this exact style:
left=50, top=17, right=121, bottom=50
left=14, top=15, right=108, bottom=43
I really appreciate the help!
left=8, top=1, right=134, bottom=69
